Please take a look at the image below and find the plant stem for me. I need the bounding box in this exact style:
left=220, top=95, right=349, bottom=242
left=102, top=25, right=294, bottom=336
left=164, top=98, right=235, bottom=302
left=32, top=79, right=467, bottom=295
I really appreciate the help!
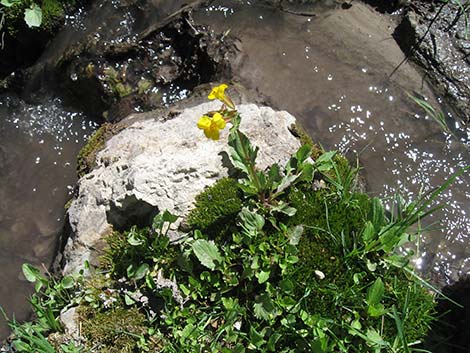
left=236, top=129, right=264, bottom=200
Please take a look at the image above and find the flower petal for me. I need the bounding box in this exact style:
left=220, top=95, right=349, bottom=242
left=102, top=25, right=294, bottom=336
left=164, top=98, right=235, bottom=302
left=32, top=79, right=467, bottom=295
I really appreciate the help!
left=197, top=116, right=211, bottom=130
left=212, top=113, right=226, bottom=129
left=204, top=127, right=220, bottom=140
left=208, top=84, right=228, bottom=100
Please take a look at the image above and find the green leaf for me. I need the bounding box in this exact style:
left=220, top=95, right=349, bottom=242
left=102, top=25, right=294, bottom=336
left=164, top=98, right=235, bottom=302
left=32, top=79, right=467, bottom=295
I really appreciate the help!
left=279, top=279, right=294, bottom=293
left=1, top=0, right=17, bottom=7
left=366, top=259, right=377, bottom=272
left=267, top=163, right=282, bottom=184
left=386, top=254, right=409, bottom=268
left=365, top=328, right=387, bottom=347
left=348, top=319, right=362, bottom=335
left=124, top=293, right=136, bottom=305
left=61, top=276, right=74, bottom=289
left=248, top=326, right=266, bottom=349
left=316, top=150, right=336, bottom=164
left=127, top=228, right=144, bottom=246
left=371, top=197, right=385, bottom=229
left=145, top=273, right=156, bottom=289
left=256, top=270, right=270, bottom=284
left=368, top=303, right=386, bottom=317
left=192, top=239, right=223, bottom=270
left=299, top=163, right=314, bottom=182
left=362, top=221, right=376, bottom=244
left=162, top=210, right=178, bottom=223
left=315, top=150, right=336, bottom=172
left=239, top=207, right=265, bottom=236
left=271, top=201, right=297, bottom=216
left=286, top=255, right=299, bottom=264
left=228, top=129, right=259, bottom=177
left=24, top=4, right=43, bottom=28
left=276, top=174, right=300, bottom=194
left=295, top=144, right=312, bottom=163
left=267, top=332, right=282, bottom=351
left=367, top=278, right=384, bottom=306
left=287, top=225, right=303, bottom=245
left=13, top=341, right=32, bottom=351
left=134, top=263, right=150, bottom=280
left=22, top=264, right=41, bottom=283
left=253, top=294, right=276, bottom=321
left=353, top=272, right=366, bottom=285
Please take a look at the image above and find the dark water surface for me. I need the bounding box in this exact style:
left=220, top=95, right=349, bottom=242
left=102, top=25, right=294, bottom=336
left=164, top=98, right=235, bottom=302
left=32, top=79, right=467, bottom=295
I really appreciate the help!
left=194, top=0, right=470, bottom=286
left=0, top=95, right=97, bottom=338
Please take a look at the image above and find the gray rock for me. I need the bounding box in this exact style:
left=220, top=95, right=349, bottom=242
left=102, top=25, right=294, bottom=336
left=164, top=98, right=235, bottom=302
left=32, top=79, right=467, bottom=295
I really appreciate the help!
left=60, top=307, right=80, bottom=340
left=63, top=102, right=301, bottom=274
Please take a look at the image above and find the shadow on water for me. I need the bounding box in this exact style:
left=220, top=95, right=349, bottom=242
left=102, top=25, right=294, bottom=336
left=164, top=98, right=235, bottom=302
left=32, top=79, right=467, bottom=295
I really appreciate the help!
left=0, top=95, right=97, bottom=338
left=424, top=276, right=470, bottom=352
left=194, top=0, right=470, bottom=285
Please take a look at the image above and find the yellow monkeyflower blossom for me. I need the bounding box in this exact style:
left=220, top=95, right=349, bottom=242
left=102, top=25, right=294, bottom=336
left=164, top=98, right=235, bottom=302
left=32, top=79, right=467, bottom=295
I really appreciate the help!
left=197, top=112, right=227, bottom=140
left=208, top=84, right=228, bottom=101
left=208, top=83, right=235, bottom=109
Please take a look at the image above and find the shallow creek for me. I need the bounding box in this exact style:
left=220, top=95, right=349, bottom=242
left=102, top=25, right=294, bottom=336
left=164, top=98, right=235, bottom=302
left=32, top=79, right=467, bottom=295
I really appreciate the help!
left=193, top=0, right=470, bottom=285
left=0, top=0, right=469, bottom=342
left=0, top=95, right=97, bottom=337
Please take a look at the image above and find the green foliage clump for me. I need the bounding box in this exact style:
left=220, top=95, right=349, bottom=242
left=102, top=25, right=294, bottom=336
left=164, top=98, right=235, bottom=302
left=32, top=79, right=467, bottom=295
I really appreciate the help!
left=1, top=0, right=74, bottom=34
left=9, top=87, right=447, bottom=352
left=187, top=177, right=243, bottom=239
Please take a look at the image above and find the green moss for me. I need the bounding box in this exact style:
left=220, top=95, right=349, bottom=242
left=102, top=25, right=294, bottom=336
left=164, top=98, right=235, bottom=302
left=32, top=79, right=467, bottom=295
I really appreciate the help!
left=40, top=0, right=64, bottom=28
left=384, top=273, right=436, bottom=343
left=79, top=306, right=153, bottom=353
left=187, top=177, right=243, bottom=240
left=289, top=123, right=322, bottom=160
left=63, top=198, right=73, bottom=210
left=286, top=186, right=370, bottom=313
left=288, top=186, right=370, bottom=247
left=283, top=184, right=434, bottom=344
left=77, top=123, right=116, bottom=177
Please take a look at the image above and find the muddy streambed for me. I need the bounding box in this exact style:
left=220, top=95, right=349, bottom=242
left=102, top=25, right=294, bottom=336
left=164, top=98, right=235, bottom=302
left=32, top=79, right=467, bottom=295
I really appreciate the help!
left=194, top=0, right=470, bottom=285
left=0, top=96, right=97, bottom=338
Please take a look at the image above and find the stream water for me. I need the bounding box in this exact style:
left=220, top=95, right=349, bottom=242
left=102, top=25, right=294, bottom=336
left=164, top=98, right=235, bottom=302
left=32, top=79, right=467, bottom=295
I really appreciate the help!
left=0, top=95, right=97, bottom=338
left=0, top=0, right=469, bottom=343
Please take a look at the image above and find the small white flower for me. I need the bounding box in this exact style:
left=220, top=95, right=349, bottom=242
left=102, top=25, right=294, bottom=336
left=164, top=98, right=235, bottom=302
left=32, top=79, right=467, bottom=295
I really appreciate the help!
left=314, top=270, right=325, bottom=280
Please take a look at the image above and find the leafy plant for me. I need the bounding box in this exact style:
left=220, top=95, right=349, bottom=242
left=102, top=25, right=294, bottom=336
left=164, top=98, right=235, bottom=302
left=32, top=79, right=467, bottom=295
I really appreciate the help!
left=21, top=263, right=79, bottom=332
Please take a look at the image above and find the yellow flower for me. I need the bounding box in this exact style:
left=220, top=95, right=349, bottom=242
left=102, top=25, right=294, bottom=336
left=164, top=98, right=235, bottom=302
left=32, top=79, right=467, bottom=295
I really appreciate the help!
left=208, top=84, right=228, bottom=101
left=197, top=113, right=227, bottom=140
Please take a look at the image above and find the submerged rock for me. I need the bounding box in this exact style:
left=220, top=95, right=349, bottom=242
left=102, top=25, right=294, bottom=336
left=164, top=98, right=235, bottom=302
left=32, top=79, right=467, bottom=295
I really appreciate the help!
left=61, top=101, right=302, bottom=274
left=393, top=0, right=470, bottom=122
left=3, top=0, right=239, bottom=122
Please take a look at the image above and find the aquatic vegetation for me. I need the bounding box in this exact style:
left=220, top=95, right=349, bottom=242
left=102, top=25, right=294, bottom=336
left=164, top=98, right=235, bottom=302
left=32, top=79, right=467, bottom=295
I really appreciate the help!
left=408, top=93, right=451, bottom=134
